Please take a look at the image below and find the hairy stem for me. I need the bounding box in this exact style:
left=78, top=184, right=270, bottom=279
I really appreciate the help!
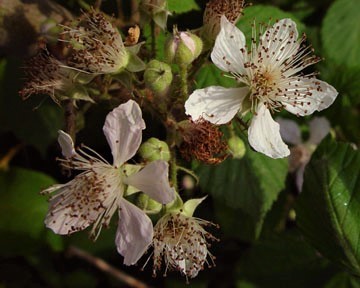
left=179, top=64, right=188, bottom=101
left=64, top=99, right=76, bottom=142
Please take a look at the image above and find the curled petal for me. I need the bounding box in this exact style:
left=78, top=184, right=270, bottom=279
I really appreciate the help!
left=282, top=78, right=338, bottom=117
left=116, top=200, right=153, bottom=265
left=276, top=118, right=301, bottom=145
left=185, top=86, right=248, bottom=124
left=124, top=160, right=175, bottom=204
left=103, top=100, right=145, bottom=167
left=211, top=15, right=247, bottom=75
left=58, top=130, right=76, bottom=158
left=248, top=104, right=290, bottom=158
left=308, top=117, right=330, bottom=145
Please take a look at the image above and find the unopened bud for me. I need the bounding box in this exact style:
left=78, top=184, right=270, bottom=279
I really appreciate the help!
left=228, top=136, right=246, bottom=159
left=165, top=30, right=203, bottom=65
left=144, top=60, right=173, bottom=95
left=139, top=137, right=171, bottom=162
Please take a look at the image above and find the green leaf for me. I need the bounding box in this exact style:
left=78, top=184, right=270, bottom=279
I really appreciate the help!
left=321, top=0, right=360, bottom=70
left=195, top=63, right=237, bottom=89
left=296, top=138, right=360, bottom=276
left=0, top=167, right=62, bottom=254
left=325, top=272, right=360, bottom=288
left=237, top=5, right=305, bottom=42
left=236, top=231, right=337, bottom=288
left=0, top=57, right=63, bottom=154
left=167, top=0, right=200, bottom=14
left=198, top=145, right=288, bottom=241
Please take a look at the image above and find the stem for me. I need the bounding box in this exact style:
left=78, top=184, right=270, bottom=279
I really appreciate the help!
left=176, top=166, right=199, bottom=185
left=64, top=99, right=76, bottom=142
left=94, top=0, right=102, bottom=10
left=67, top=246, right=150, bottom=288
left=77, top=0, right=91, bottom=10
left=150, top=19, right=156, bottom=58
left=170, top=148, right=178, bottom=189
left=0, top=144, right=23, bottom=171
left=179, top=64, right=188, bottom=101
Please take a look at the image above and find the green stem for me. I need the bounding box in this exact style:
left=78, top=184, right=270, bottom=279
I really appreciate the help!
left=179, top=64, right=188, bottom=101
left=150, top=19, right=156, bottom=59
left=176, top=166, right=199, bottom=185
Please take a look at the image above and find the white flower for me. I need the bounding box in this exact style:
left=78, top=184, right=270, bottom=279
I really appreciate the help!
left=150, top=197, right=217, bottom=280
left=277, top=117, right=330, bottom=191
left=41, top=100, right=175, bottom=265
left=185, top=16, right=338, bottom=158
left=62, top=10, right=129, bottom=74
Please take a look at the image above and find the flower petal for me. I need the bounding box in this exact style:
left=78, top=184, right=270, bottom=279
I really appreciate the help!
left=103, top=100, right=145, bottom=167
left=282, top=78, right=338, bottom=116
left=308, top=117, right=331, bottom=145
left=211, top=15, right=247, bottom=75
left=185, top=86, right=248, bottom=124
left=260, top=19, right=300, bottom=66
left=124, top=160, right=175, bottom=204
left=57, top=130, right=76, bottom=158
left=116, top=200, right=153, bottom=265
left=276, top=118, right=302, bottom=145
left=43, top=180, right=104, bottom=235
left=248, top=104, right=290, bottom=158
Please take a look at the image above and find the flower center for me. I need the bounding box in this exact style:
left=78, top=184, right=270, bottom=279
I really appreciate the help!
left=249, top=67, right=284, bottom=112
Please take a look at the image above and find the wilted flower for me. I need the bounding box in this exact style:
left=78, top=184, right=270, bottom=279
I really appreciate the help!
left=62, top=10, right=129, bottom=74
left=202, top=0, right=245, bottom=43
left=185, top=16, right=338, bottom=159
left=178, top=118, right=228, bottom=164
left=150, top=198, right=218, bottom=280
left=41, top=100, right=175, bottom=265
left=277, top=117, right=331, bottom=191
left=19, top=51, right=78, bottom=104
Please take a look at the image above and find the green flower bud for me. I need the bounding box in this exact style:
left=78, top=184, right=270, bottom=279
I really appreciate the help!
left=228, top=136, right=246, bottom=159
left=137, top=193, right=162, bottom=214
left=139, top=137, right=171, bottom=162
left=165, top=30, right=203, bottom=65
left=144, top=60, right=173, bottom=95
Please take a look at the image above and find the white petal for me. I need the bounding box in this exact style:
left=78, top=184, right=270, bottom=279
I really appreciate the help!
left=282, top=78, right=338, bottom=116
left=44, top=167, right=120, bottom=236
left=44, top=180, right=104, bottom=235
left=308, top=117, right=330, bottom=145
left=260, top=19, right=299, bottom=66
left=248, top=104, right=290, bottom=158
left=276, top=118, right=302, bottom=145
left=116, top=200, right=153, bottom=265
left=124, top=160, right=175, bottom=204
left=211, top=15, right=247, bottom=75
left=103, top=100, right=145, bottom=167
left=57, top=130, right=76, bottom=158
left=185, top=86, right=248, bottom=124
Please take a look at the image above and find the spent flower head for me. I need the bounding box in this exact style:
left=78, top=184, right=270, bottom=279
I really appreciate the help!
left=41, top=100, right=175, bottom=265
left=178, top=118, right=228, bottom=164
left=62, top=10, right=129, bottom=74
left=19, top=51, right=78, bottom=104
left=149, top=197, right=218, bottom=281
left=185, top=16, right=338, bottom=158
left=202, top=0, right=245, bottom=43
